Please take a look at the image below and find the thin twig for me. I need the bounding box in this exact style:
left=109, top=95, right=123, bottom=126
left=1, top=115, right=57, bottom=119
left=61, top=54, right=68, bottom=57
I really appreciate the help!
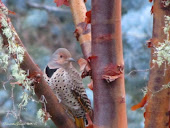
left=127, top=66, right=154, bottom=77
left=27, top=2, right=70, bottom=13
left=39, top=95, right=48, bottom=112
left=1, top=75, right=13, bottom=90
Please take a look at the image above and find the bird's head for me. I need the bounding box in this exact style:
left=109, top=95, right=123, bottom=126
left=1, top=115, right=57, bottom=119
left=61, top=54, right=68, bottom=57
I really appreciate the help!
left=48, top=48, right=75, bottom=68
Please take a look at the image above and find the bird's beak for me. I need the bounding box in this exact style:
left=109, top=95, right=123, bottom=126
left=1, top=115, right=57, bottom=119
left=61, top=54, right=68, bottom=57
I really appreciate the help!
left=68, top=58, right=76, bottom=62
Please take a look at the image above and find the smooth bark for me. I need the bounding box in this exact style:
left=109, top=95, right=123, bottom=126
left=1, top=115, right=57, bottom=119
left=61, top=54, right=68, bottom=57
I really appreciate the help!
left=91, top=0, right=127, bottom=128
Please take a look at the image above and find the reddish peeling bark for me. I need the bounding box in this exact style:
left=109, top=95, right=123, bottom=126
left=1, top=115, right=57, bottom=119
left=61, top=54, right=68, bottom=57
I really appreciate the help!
left=144, top=0, right=170, bottom=128
left=91, top=0, right=127, bottom=128
left=0, top=2, right=76, bottom=128
left=69, top=0, right=91, bottom=59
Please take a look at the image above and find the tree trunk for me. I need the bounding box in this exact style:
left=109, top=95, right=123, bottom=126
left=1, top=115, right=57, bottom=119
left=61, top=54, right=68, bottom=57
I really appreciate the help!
left=91, top=0, right=127, bottom=128
left=144, top=0, right=170, bottom=128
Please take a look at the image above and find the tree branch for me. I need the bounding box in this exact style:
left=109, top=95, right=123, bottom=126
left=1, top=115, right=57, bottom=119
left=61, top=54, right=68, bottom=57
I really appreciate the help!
left=69, top=0, right=91, bottom=59
left=0, top=2, right=76, bottom=128
left=27, top=1, right=70, bottom=13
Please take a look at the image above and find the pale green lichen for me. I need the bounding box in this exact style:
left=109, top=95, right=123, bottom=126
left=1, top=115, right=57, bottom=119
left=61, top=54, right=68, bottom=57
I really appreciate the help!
left=0, top=3, right=8, bottom=15
left=142, top=15, right=170, bottom=98
left=152, top=15, right=170, bottom=67
left=0, top=34, right=9, bottom=69
left=162, top=0, right=170, bottom=7
left=164, top=15, right=170, bottom=39
left=8, top=41, right=17, bottom=54
left=162, top=82, right=170, bottom=89
left=37, top=109, right=46, bottom=123
left=0, top=34, right=3, bottom=47
left=3, top=27, right=12, bottom=40
left=18, top=92, right=30, bottom=107
left=0, top=52, right=9, bottom=69
left=1, top=17, right=8, bottom=27
left=0, top=2, right=42, bottom=126
left=11, top=64, right=27, bottom=81
left=142, top=82, right=170, bottom=97
left=11, top=64, right=33, bottom=91
left=0, top=9, right=34, bottom=108
left=16, top=46, right=25, bottom=63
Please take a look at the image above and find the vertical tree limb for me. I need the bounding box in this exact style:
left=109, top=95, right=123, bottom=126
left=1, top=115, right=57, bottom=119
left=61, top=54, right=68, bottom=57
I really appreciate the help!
left=91, top=0, right=127, bottom=128
left=145, top=0, right=170, bottom=128
left=0, top=2, right=76, bottom=128
left=69, top=0, right=91, bottom=59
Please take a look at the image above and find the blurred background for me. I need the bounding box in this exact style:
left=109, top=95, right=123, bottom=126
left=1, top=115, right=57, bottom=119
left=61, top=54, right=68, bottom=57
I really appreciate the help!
left=0, top=0, right=153, bottom=128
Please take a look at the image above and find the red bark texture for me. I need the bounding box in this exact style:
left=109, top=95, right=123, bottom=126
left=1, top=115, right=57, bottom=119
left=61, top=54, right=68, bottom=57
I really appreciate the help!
left=144, top=0, right=170, bottom=128
left=91, top=0, right=127, bottom=128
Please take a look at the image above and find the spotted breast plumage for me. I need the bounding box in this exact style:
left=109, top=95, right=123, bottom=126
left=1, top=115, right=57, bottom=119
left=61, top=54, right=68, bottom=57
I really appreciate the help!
left=43, top=48, right=92, bottom=128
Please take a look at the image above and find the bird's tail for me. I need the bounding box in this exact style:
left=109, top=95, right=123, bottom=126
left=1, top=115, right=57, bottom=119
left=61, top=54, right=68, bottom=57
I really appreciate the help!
left=75, top=117, right=85, bottom=128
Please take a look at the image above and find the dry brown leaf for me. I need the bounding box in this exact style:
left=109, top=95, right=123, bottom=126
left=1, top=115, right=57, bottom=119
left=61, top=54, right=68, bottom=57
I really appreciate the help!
left=131, top=94, right=148, bottom=111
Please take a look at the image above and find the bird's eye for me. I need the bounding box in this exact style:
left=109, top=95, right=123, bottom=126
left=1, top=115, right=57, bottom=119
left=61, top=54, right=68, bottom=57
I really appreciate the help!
left=60, top=55, right=63, bottom=58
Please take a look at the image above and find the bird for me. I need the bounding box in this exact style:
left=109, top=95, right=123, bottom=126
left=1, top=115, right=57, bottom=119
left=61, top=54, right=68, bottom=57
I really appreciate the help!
left=43, top=48, right=92, bottom=128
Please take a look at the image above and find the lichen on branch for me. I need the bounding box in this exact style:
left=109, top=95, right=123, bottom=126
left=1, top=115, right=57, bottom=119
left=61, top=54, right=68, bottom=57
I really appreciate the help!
left=0, top=1, right=37, bottom=123
left=152, top=15, right=170, bottom=67
left=0, top=6, right=34, bottom=95
left=161, top=0, right=170, bottom=7
left=0, top=1, right=76, bottom=127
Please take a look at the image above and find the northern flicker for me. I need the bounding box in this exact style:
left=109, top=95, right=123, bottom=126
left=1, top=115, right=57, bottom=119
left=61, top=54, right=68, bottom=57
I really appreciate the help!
left=43, top=48, right=92, bottom=128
